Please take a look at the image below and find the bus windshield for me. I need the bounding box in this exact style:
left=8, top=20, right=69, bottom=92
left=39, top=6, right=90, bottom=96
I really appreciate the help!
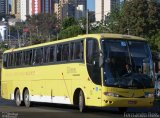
left=102, top=39, right=154, bottom=89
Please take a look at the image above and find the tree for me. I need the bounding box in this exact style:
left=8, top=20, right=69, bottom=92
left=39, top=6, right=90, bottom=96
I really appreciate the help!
left=58, top=17, right=83, bottom=39
left=26, top=13, right=58, bottom=44
left=59, top=25, right=83, bottom=39
left=61, top=17, right=78, bottom=29
left=118, top=0, right=160, bottom=38
left=150, top=30, right=160, bottom=51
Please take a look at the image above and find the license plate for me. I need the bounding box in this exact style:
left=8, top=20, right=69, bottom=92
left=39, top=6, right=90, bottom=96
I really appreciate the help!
left=128, top=101, right=137, bottom=104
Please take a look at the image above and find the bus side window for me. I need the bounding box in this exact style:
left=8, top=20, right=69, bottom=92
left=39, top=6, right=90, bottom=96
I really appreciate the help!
left=74, top=42, right=81, bottom=60
left=80, top=40, right=84, bottom=60
left=25, top=50, right=33, bottom=66
left=16, top=52, right=22, bottom=66
left=56, top=45, right=62, bottom=62
left=70, top=42, right=74, bottom=60
left=62, top=44, right=69, bottom=61
left=86, top=38, right=101, bottom=85
left=44, top=46, right=50, bottom=63
left=11, top=53, right=15, bottom=67
left=35, top=48, right=43, bottom=65
left=3, top=54, right=7, bottom=68
left=15, top=52, right=19, bottom=66
left=50, top=46, right=55, bottom=62
left=8, top=53, right=11, bottom=67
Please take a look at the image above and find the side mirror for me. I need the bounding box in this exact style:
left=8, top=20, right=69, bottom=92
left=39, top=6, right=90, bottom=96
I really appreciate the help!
left=99, top=50, right=104, bottom=67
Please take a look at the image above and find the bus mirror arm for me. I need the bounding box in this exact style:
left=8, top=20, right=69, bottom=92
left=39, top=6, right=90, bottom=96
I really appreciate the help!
left=99, top=50, right=104, bottom=67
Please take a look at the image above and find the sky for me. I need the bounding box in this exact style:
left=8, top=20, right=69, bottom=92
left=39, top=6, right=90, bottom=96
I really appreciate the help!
left=87, top=0, right=95, bottom=11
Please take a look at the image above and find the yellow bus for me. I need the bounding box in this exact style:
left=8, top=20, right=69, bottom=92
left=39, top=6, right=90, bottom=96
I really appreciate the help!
left=1, top=33, right=154, bottom=112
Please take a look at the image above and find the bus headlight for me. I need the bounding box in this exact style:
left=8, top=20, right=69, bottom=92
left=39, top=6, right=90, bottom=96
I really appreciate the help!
left=104, top=92, right=119, bottom=97
left=144, top=92, right=154, bottom=98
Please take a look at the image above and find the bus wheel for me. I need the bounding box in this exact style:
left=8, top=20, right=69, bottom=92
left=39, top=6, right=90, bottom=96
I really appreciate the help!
left=15, top=89, right=22, bottom=107
left=79, top=90, right=85, bottom=112
left=118, top=107, right=128, bottom=113
left=24, top=89, right=31, bottom=107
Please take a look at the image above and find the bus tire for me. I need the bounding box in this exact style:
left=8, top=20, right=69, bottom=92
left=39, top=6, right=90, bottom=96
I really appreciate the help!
left=24, top=89, right=31, bottom=107
left=15, top=89, right=22, bottom=107
left=118, top=107, right=128, bottom=113
left=79, top=90, right=85, bottom=112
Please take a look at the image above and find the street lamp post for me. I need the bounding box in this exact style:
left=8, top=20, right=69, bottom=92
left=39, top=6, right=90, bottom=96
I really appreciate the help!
left=86, top=9, right=89, bottom=34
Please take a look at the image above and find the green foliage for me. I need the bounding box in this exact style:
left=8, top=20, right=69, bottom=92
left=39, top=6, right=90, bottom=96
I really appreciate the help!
left=62, top=17, right=78, bottom=29
left=149, top=31, right=160, bottom=51
left=58, top=25, right=83, bottom=39
left=118, top=0, right=160, bottom=37
left=26, top=13, right=58, bottom=44
left=58, top=17, right=84, bottom=39
left=0, top=42, right=9, bottom=51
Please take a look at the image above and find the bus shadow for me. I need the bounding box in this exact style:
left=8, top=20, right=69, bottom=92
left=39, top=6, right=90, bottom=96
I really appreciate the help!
left=31, top=102, right=160, bottom=114
left=31, top=102, right=120, bottom=114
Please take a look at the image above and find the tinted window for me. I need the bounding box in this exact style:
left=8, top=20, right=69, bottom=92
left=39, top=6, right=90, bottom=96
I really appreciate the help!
left=9, top=53, right=14, bottom=67
left=24, top=50, right=32, bottom=65
left=74, top=42, right=81, bottom=60
left=62, top=44, right=69, bottom=61
left=86, top=38, right=101, bottom=85
left=44, top=46, right=50, bottom=63
left=56, top=45, right=62, bottom=61
left=34, top=48, right=43, bottom=64
left=16, top=52, right=22, bottom=66
left=70, top=42, right=74, bottom=60
left=50, top=46, right=55, bottom=62
left=3, top=54, right=7, bottom=68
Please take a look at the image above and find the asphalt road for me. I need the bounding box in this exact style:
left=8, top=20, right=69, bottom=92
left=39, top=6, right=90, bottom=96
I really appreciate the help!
left=0, top=98, right=160, bottom=118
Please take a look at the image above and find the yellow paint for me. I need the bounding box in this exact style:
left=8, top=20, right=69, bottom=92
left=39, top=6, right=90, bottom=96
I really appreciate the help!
left=1, top=33, right=154, bottom=108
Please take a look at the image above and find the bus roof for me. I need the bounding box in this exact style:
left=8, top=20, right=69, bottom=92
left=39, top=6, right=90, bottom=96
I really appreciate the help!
left=4, top=33, right=145, bottom=53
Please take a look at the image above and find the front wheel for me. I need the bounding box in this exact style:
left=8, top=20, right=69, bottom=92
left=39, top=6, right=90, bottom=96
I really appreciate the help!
left=15, top=89, right=22, bottom=106
left=24, top=89, right=31, bottom=107
left=79, top=90, right=85, bottom=112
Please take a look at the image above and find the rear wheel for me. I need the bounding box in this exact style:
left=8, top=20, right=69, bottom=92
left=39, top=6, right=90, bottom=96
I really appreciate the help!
left=79, top=90, right=85, bottom=112
left=118, top=107, right=128, bottom=113
left=24, top=89, right=31, bottom=107
left=15, top=89, right=21, bottom=107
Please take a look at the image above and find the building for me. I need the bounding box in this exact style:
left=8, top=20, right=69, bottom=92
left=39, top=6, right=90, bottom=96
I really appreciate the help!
left=0, top=0, right=9, bottom=14
left=75, top=0, right=87, bottom=19
left=20, top=0, right=27, bottom=21
left=42, top=0, right=54, bottom=14
left=32, top=0, right=42, bottom=15
left=55, top=0, right=87, bottom=22
left=0, top=21, right=8, bottom=41
left=62, top=3, right=75, bottom=19
left=54, top=0, right=59, bottom=17
left=95, top=0, right=120, bottom=22
left=12, top=0, right=21, bottom=19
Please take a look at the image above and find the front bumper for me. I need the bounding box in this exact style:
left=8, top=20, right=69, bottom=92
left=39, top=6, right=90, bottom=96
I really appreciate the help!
left=102, top=97, right=154, bottom=107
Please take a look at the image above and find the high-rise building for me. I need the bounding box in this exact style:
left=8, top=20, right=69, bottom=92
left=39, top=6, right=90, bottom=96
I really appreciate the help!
left=32, top=0, right=54, bottom=15
left=20, top=0, right=27, bottom=21
left=54, top=0, right=59, bottom=17
left=0, top=0, right=9, bottom=14
left=62, top=3, right=75, bottom=19
left=54, top=0, right=86, bottom=22
left=42, top=0, right=54, bottom=14
left=95, top=0, right=120, bottom=22
left=75, top=0, right=87, bottom=19
left=32, top=0, right=42, bottom=14
left=12, top=0, right=21, bottom=19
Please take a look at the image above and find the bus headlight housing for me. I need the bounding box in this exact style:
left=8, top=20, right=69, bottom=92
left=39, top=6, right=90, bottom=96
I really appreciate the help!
left=104, top=92, right=119, bottom=97
left=144, top=92, right=154, bottom=98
